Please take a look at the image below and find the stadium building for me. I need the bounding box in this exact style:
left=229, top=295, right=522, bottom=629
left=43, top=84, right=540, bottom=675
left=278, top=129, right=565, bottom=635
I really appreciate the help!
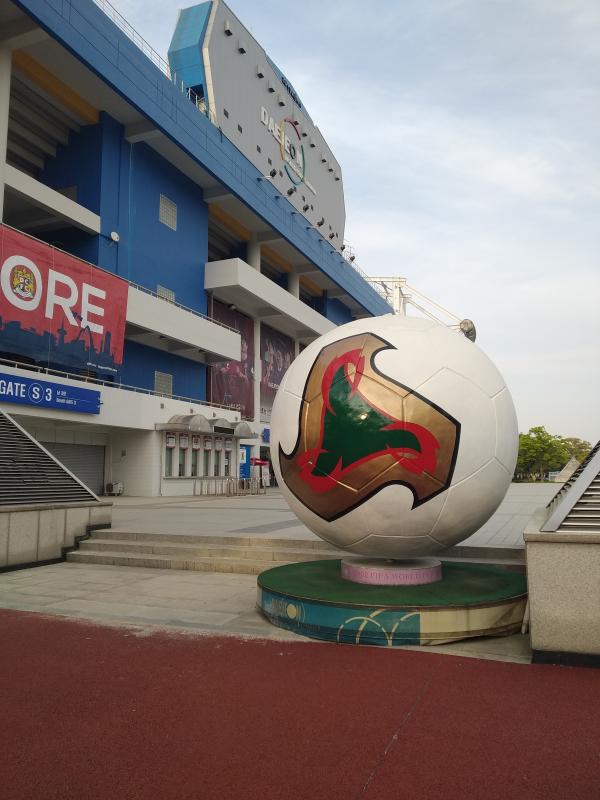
left=0, top=0, right=390, bottom=496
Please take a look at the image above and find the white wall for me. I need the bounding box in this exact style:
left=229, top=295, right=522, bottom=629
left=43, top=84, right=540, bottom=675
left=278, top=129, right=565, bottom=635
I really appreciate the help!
left=110, top=429, right=162, bottom=497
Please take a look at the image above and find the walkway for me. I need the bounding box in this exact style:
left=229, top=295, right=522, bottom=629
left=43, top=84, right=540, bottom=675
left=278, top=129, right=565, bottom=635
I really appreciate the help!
left=1, top=609, right=598, bottom=800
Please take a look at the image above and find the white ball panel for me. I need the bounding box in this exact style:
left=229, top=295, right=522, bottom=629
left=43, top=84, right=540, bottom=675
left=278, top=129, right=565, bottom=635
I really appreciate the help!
left=429, top=459, right=511, bottom=547
left=418, top=324, right=506, bottom=398
left=280, top=488, right=372, bottom=549
left=416, top=368, right=496, bottom=483
left=270, top=387, right=302, bottom=456
left=345, top=533, right=440, bottom=558
left=493, top=388, right=519, bottom=474
left=372, top=321, right=454, bottom=392
left=360, top=483, right=448, bottom=540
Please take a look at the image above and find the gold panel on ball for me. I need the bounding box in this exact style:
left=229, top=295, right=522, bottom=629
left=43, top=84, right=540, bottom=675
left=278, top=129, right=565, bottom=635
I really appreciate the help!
left=279, top=333, right=461, bottom=521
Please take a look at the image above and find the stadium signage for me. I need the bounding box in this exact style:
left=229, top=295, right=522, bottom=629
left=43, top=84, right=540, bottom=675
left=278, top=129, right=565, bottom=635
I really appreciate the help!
left=260, top=107, right=306, bottom=185
left=0, top=226, right=128, bottom=376
left=0, top=371, right=101, bottom=414
left=280, top=75, right=302, bottom=110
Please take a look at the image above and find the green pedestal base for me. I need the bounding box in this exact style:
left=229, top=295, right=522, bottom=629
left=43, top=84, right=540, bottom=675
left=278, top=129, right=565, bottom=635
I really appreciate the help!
left=257, top=560, right=527, bottom=647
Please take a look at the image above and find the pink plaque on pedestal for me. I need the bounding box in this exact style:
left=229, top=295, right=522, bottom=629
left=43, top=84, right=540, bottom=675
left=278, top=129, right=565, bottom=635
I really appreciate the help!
left=341, top=558, right=442, bottom=586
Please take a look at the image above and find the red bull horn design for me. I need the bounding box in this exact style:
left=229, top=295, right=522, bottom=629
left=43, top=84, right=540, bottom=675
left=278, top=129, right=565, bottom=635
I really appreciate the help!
left=278, top=333, right=461, bottom=521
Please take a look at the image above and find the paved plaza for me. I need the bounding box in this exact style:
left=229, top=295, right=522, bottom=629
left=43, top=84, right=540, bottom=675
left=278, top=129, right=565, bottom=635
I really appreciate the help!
left=106, top=482, right=557, bottom=545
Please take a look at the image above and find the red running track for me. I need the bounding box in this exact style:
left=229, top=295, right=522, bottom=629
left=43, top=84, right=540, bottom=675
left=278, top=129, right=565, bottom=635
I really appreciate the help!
left=1, top=609, right=599, bottom=800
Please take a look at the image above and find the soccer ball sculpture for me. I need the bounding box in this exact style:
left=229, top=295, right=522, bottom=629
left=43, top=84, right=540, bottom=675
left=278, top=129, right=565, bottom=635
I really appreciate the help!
left=270, top=315, right=518, bottom=558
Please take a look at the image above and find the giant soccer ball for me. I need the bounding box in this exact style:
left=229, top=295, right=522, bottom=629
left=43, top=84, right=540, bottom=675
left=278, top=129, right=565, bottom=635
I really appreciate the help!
left=270, top=315, right=518, bottom=558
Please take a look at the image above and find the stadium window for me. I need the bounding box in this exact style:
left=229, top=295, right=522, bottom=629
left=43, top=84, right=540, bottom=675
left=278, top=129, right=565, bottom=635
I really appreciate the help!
left=157, top=285, right=175, bottom=302
left=165, top=447, right=173, bottom=476
left=159, top=195, right=177, bottom=231
left=154, top=371, right=173, bottom=397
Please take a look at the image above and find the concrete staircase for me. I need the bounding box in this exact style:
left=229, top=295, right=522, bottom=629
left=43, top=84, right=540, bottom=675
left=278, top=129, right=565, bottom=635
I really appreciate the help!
left=67, top=530, right=345, bottom=574
left=67, top=529, right=525, bottom=574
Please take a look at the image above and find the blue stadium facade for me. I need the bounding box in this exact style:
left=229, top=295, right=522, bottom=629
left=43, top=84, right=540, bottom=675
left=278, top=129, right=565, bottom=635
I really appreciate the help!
left=0, top=0, right=390, bottom=496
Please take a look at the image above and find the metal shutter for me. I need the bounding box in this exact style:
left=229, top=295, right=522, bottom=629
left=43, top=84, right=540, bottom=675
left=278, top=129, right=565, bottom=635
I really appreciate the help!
left=43, top=443, right=105, bottom=496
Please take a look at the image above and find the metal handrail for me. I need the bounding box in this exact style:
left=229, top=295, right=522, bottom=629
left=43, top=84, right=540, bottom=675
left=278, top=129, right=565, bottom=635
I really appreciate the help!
left=91, top=0, right=216, bottom=127
left=127, top=281, right=238, bottom=334
left=0, top=357, right=252, bottom=419
left=191, top=476, right=265, bottom=496
left=92, top=0, right=172, bottom=78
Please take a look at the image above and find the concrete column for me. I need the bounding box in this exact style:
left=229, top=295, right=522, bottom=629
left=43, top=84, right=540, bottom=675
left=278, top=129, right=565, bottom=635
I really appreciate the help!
left=247, top=236, right=261, bottom=271
left=0, top=47, right=12, bottom=222
left=288, top=271, right=300, bottom=299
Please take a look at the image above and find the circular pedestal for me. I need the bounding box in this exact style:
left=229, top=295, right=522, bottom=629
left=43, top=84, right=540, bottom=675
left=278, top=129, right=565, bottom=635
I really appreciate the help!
left=257, top=560, right=527, bottom=647
left=341, top=557, right=442, bottom=586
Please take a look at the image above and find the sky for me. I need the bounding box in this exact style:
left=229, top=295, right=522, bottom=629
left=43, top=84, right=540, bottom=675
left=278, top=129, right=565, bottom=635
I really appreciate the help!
left=116, top=0, right=600, bottom=443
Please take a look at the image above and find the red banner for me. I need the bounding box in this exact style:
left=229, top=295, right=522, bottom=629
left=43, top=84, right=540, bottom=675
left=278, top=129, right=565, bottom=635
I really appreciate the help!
left=0, top=225, right=128, bottom=375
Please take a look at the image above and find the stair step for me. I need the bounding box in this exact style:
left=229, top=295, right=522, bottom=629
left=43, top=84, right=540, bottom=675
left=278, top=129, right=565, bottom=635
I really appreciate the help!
left=567, top=512, right=600, bottom=518
left=88, top=529, right=335, bottom=550
left=66, top=550, right=301, bottom=575
left=79, top=538, right=343, bottom=562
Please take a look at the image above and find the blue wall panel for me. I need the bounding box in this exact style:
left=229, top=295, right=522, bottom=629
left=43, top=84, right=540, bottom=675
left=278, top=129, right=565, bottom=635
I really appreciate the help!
left=123, top=142, right=208, bottom=314
left=41, top=122, right=103, bottom=214
left=40, top=109, right=208, bottom=314
left=121, top=340, right=206, bottom=401
left=325, top=298, right=353, bottom=325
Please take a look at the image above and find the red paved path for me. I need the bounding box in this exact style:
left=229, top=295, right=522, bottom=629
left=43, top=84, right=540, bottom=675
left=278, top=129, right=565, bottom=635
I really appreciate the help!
left=1, top=609, right=598, bottom=800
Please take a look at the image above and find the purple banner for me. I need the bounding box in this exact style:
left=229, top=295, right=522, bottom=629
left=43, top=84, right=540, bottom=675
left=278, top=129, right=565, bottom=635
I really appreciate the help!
left=209, top=299, right=254, bottom=419
left=260, top=324, right=294, bottom=422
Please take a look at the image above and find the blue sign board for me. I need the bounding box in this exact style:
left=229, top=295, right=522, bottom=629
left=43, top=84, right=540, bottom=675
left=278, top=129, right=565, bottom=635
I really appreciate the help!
left=0, top=372, right=101, bottom=414
left=262, top=427, right=270, bottom=443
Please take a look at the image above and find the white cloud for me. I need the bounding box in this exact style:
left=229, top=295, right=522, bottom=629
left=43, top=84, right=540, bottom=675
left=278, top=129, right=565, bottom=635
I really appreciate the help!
left=112, top=0, right=600, bottom=440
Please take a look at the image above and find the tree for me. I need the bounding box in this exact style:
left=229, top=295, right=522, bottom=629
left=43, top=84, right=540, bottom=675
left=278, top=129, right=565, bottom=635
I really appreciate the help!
left=515, top=426, right=570, bottom=480
left=560, top=437, right=592, bottom=464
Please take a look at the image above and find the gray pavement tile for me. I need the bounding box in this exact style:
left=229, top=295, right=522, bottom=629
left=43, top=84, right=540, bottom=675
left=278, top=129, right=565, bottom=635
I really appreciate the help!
left=231, top=520, right=308, bottom=534
left=97, top=584, right=249, bottom=605
left=78, top=592, right=250, bottom=615
left=3, top=586, right=94, bottom=599
left=43, top=599, right=239, bottom=627
left=0, top=598, right=73, bottom=611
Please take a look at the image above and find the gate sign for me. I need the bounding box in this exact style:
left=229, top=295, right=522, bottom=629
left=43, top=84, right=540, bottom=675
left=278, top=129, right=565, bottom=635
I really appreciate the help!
left=0, top=371, right=100, bottom=414
left=0, top=225, right=128, bottom=376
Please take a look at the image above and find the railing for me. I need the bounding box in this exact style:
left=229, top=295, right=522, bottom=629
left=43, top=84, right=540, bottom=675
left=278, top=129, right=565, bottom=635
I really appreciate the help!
left=92, top=0, right=172, bottom=78
left=128, top=279, right=238, bottom=334
left=192, top=477, right=266, bottom=496
left=91, top=0, right=217, bottom=126
left=0, top=357, right=252, bottom=419
left=341, top=240, right=372, bottom=283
